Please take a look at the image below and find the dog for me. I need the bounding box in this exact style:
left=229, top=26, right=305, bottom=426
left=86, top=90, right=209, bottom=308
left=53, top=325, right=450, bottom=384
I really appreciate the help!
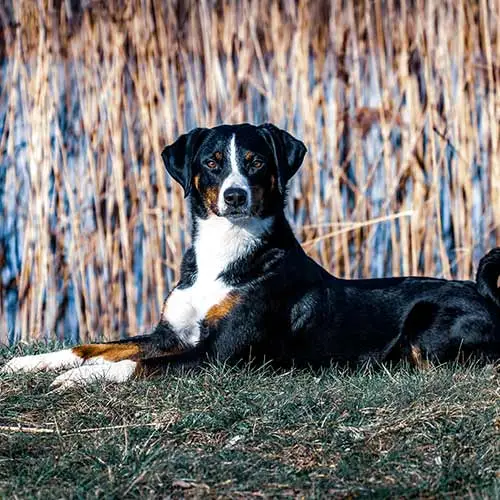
left=3, top=123, right=500, bottom=389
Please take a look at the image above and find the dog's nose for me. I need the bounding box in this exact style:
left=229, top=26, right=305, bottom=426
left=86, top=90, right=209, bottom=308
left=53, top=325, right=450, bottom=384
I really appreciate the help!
left=223, top=187, right=248, bottom=208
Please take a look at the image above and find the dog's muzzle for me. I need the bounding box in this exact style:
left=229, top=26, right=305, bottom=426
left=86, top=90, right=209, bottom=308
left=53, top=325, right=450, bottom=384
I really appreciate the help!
left=220, top=187, right=251, bottom=218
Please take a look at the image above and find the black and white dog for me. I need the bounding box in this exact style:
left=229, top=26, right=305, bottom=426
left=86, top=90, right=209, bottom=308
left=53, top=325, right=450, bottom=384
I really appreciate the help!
left=3, top=123, right=500, bottom=389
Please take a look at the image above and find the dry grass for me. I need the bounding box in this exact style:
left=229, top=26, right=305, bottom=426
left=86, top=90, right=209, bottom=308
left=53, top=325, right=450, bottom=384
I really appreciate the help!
left=0, top=0, right=499, bottom=343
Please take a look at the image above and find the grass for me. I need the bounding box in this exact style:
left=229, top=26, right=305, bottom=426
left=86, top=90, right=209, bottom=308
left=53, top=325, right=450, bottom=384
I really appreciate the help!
left=1, top=345, right=499, bottom=498
left=1, top=0, right=499, bottom=343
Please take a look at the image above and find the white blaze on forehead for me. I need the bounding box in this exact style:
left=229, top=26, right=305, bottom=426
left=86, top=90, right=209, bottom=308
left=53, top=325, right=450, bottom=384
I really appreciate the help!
left=218, top=134, right=251, bottom=212
left=229, top=133, right=239, bottom=174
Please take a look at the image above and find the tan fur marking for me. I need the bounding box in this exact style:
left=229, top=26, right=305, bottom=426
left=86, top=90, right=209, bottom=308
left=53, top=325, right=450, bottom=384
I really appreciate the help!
left=214, top=151, right=223, bottom=161
left=72, top=343, right=140, bottom=362
left=245, top=151, right=254, bottom=161
left=410, top=345, right=430, bottom=370
left=204, top=293, right=241, bottom=326
left=193, top=174, right=200, bottom=191
left=203, top=186, right=220, bottom=213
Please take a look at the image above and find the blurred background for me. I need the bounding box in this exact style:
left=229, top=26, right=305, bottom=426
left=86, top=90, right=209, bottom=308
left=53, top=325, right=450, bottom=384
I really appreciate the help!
left=0, top=0, right=498, bottom=344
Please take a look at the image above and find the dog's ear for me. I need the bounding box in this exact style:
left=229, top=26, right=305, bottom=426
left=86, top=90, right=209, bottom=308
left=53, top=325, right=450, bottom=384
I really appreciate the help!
left=161, top=128, right=210, bottom=197
left=258, top=123, right=307, bottom=193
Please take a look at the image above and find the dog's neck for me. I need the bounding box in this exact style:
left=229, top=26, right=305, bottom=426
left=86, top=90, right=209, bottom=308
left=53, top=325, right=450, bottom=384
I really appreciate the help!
left=192, top=215, right=275, bottom=282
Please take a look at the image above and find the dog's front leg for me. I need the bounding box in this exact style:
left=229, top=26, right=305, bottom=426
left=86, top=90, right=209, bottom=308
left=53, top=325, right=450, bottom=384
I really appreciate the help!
left=47, top=329, right=207, bottom=390
left=1, top=320, right=181, bottom=371
left=0, top=319, right=190, bottom=387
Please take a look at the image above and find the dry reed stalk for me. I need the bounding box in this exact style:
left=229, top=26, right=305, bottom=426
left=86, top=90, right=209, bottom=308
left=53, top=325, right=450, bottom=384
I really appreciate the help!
left=0, top=0, right=498, bottom=343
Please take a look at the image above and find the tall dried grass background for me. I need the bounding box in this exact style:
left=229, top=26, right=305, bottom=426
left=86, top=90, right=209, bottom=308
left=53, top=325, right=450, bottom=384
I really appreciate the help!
left=0, top=0, right=498, bottom=344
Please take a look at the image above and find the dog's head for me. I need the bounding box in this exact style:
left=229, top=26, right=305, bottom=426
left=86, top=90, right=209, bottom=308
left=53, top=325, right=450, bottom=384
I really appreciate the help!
left=161, top=123, right=306, bottom=220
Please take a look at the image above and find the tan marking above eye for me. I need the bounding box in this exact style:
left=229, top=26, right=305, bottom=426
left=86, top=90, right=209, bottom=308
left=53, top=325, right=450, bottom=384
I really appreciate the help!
left=245, top=151, right=254, bottom=161
left=214, top=151, right=223, bottom=161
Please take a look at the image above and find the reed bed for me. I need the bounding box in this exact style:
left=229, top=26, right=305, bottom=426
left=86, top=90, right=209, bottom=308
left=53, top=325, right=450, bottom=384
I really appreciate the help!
left=0, top=0, right=498, bottom=344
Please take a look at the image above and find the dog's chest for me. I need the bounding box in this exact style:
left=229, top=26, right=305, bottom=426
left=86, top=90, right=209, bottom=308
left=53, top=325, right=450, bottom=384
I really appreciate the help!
left=162, top=216, right=269, bottom=346
left=163, top=274, right=232, bottom=345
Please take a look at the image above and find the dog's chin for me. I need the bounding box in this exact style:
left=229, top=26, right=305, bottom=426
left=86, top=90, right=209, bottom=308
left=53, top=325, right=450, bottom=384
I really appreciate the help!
left=224, top=212, right=252, bottom=221
left=218, top=209, right=256, bottom=223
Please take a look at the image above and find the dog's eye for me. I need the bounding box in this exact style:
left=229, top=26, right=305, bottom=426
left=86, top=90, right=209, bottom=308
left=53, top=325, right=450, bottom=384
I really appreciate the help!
left=253, top=160, right=263, bottom=169
left=206, top=160, right=217, bottom=169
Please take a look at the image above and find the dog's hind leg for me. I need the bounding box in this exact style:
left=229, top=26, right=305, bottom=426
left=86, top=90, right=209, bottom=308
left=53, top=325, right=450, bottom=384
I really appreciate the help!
left=397, top=300, right=499, bottom=364
left=387, top=301, right=441, bottom=366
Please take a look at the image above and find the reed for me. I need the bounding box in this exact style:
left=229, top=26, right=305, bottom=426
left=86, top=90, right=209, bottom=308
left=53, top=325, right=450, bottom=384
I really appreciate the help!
left=0, top=0, right=498, bottom=343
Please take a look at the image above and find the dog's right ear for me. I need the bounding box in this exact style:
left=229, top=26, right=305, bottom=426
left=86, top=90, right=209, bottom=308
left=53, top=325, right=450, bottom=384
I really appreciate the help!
left=161, top=128, right=210, bottom=197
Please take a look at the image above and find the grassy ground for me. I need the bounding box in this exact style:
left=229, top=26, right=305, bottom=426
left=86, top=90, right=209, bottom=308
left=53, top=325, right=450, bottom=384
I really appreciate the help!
left=0, top=345, right=499, bottom=498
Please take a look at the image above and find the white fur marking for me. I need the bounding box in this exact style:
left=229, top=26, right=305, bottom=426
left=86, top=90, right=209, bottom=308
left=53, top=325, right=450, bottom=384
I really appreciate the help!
left=229, top=133, right=238, bottom=174
left=1, top=349, right=84, bottom=373
left=50, top=360, right=137, bottom=390
left=163, top=215, right=273, bottom=346
left=217, top=134, right=251, bottom=213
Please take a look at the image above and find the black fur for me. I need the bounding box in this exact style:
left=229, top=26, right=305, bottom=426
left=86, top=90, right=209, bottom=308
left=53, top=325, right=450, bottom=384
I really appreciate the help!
left=257, top=123, right=307, bottom=193
left=162, top=127, right=210, bottom=197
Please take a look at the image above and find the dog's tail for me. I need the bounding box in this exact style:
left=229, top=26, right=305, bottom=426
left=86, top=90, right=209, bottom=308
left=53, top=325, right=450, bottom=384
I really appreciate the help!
left=476, top=248, right=500, bottom=309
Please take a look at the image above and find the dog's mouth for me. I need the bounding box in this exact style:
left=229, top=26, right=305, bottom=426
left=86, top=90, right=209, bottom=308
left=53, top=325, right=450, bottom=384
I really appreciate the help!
left=221, top=209, right=253, bottom=220
left=213, top=204, right=259, bottom=221
left=210, top=200, right=260, bottom=220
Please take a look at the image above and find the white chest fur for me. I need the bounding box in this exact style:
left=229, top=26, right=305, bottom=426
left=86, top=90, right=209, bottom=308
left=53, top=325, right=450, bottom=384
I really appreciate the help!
left=162, top=215, right=273, bottom=346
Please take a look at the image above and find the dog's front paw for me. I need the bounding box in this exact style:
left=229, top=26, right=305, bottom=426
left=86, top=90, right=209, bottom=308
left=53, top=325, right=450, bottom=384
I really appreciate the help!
left=49, top=360, right=137, bottom=391
left=1, top=350, right=83, bottom=374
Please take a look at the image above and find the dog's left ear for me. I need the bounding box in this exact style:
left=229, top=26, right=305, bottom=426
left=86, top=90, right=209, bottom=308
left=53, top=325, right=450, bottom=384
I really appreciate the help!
left=161, top=127, right=210, bottom=197
left=258, top=123, right=307, bottom=192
